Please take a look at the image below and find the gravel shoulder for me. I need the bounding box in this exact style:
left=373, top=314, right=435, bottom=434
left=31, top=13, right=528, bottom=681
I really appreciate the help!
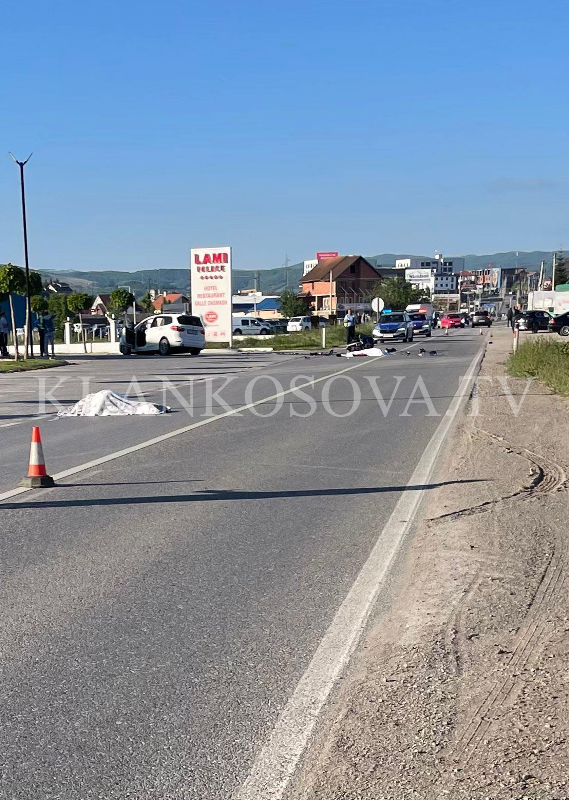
left=291, top=325, right=569, bottom=800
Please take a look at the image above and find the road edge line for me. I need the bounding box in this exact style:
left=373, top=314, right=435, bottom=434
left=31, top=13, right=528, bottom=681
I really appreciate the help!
left=232, top=343, right=485, bottom=800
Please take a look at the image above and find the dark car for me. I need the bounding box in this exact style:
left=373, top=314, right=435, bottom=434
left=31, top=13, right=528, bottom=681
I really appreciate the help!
left=471, top=309, right=492, bottom=327
left=548, top=312, right=569, bottom=337
left=408, top=313, right=432, bottom=337
left=517, top=310, right=553, bottom=333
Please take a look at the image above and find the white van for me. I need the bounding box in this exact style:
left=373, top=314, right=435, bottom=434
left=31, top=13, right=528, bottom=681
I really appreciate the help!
left=287, top=316, right=312, bottom=332
left=406, top=302, right=435, bottom=318
left=232, top=317, right=272, bottom=335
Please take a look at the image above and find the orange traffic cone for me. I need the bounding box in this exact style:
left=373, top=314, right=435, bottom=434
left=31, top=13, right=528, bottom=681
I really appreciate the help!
left=20, top=426, right=55, bottom=488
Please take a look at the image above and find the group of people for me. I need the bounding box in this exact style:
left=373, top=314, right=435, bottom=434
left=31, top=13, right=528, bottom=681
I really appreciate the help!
left=0, top=309, right=55, bottom=358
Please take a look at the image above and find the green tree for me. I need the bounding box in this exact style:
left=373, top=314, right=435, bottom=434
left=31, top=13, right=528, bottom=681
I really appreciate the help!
left=67, top=293, right=94, bottom=315
left=31, top=295, right=48, bottom=313
left=139, top=291, right=154, bottom=312
left=279, top=289, right=306, bottom=318
left=109, top=288, right=135, bottom=315
left=0, top=264, right=26, bottom=359
left=371, top=278, right=425, bottom=312
left=47, top=294, right=70, bottom=339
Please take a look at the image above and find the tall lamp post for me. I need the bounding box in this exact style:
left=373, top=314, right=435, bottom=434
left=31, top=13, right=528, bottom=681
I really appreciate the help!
left=9, top=152, right=34, bottom=358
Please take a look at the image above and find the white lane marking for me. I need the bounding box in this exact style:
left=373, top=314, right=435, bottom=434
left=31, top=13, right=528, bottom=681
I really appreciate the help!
left=0, top=352, right=405, bottom=504
left=232, top=345, right=484, bottom=800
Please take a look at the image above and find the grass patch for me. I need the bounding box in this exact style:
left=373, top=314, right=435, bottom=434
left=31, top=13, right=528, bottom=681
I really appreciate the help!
left=508, top=338, right=569, bottom=396
left=0, top=358, right=68, bottom=374
left=238, top=324, right=374, bottom=351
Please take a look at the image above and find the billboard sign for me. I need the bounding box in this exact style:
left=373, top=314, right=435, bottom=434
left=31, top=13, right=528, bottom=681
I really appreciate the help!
left=190, top=246, right=232, bottom=343
left=490, top=267, right=501, bottom=290
left=405, top=268, right=434, bottom=292
left=316, top=251, right=339, bottom=260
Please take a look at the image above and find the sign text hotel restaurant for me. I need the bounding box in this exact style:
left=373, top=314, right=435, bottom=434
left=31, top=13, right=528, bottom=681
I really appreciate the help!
left=190, top=246, right=232, bottom=342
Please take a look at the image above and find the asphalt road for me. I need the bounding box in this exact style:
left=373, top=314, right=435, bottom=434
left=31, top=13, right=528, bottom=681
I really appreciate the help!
left=0, top=329, right=485, bottom=798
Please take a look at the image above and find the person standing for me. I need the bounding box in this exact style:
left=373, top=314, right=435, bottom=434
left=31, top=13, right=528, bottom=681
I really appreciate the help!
left=344, top=308, right=356, bottom=345
left=36, top=310, right=46, bottom=357
left=43, top=310, right=55, bottom=358
left=0, top=311, right=9, bottom=357
left=506, top=306, right=514, bottom=328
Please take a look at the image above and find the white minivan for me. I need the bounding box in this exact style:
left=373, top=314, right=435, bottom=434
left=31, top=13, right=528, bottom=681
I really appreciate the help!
left=232, top=317, right=272, bottom=335
left=287, top=316, right=312, bottom=332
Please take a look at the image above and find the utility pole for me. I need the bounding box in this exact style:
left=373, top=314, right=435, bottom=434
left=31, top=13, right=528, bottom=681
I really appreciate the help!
left=9, top=152, right=34, bottom=358
left=552, top=252, right=557, bottom=291
left=538, top=260, right=545, bottom=291
left=282, top=253, right=291, bottom=291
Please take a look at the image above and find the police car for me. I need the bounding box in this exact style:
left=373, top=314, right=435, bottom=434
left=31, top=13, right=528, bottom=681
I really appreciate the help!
left=372, top=310, right=415, bottom=343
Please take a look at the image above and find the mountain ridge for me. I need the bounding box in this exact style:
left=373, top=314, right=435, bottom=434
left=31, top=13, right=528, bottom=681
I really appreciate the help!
left=37, top=251, right=554, bottom=295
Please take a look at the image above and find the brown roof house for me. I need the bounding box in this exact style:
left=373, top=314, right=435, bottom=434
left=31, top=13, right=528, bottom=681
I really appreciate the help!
left=299, top=255, right=381, bottom=315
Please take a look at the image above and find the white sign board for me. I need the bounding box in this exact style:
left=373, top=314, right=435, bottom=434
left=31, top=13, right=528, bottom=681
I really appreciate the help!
left=190, top=246, right=232, bottom=343
left=371, top=297, right=384, bottom=313
left=405, top=268, right=433, bottom=283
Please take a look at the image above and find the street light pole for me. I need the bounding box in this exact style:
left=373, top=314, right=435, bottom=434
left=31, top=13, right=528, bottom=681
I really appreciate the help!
left=9, top=152, right=33, bottom=358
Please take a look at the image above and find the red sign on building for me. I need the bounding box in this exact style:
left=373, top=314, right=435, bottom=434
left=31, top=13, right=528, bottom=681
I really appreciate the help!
left=316, top=251, right=339, bottom=260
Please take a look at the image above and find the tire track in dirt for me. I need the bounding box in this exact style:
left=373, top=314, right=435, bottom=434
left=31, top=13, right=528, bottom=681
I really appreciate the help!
left=428, top=428, right=567, bottom=525
left=447, top=533, right=568, bottom=766
left=439, top=430, right=568, bottom=767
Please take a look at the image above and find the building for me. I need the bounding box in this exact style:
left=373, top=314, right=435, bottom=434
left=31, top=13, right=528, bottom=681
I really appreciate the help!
left=152, top=292, right=189, bottom=312
left=232, top=292, right=281, bottom=317
left=300, top=255, right=381, bottom=316
left=397, top=254, right=461, bottom=294
left=91, top=295, right=111, bottom=315
left=46, top=280, right=73, bottom=295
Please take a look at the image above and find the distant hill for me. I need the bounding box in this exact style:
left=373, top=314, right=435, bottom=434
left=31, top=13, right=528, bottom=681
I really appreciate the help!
left=37, top=265, right=305, bottom=296
left=38, top=251, right=554, bottom=295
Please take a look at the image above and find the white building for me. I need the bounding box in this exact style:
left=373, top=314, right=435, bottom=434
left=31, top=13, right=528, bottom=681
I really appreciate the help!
left=397, top=254, right=462, bottom=294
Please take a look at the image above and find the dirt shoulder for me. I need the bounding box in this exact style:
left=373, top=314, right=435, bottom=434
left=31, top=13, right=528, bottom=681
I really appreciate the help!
left=291, top=325, right=569, bottom=800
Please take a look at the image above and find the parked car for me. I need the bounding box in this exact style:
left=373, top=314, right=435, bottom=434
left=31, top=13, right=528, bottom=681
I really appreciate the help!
left=232, top=317, right=272, bottom=335
left=252, top=317, right=275, bottom=332
left=517, top=310, right=553, bottom=333
left=119, top=313, right=205, bottom=356
left=408, top=312, right=432, bottom=337
left=471, top=309, right=492, bottom=327
left=270, top=318, right=288, bottom=333
left=548, top=312, right=569, bottom=337
left=440, top=313, right=464, bottom=329
left=372, top=311, right=414, bottom=342
left=287, top=316, right=312, bottom=332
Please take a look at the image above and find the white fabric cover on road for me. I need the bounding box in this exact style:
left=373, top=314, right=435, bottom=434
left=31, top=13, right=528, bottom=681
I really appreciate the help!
left=58, top=390, right=167, bottom=417
left=343, top=348, right=390, bottom=358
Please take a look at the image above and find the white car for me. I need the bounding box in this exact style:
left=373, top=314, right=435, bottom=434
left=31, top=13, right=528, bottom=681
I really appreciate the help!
left=120, top=313, right=205, bottom=356
left=287, top=316, right=312, bottom=332
left=232, top=317, right=272, bottom=335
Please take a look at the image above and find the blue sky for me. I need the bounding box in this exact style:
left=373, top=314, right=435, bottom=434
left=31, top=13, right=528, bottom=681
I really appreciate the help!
left=1, top=0, right=567, bottom=272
